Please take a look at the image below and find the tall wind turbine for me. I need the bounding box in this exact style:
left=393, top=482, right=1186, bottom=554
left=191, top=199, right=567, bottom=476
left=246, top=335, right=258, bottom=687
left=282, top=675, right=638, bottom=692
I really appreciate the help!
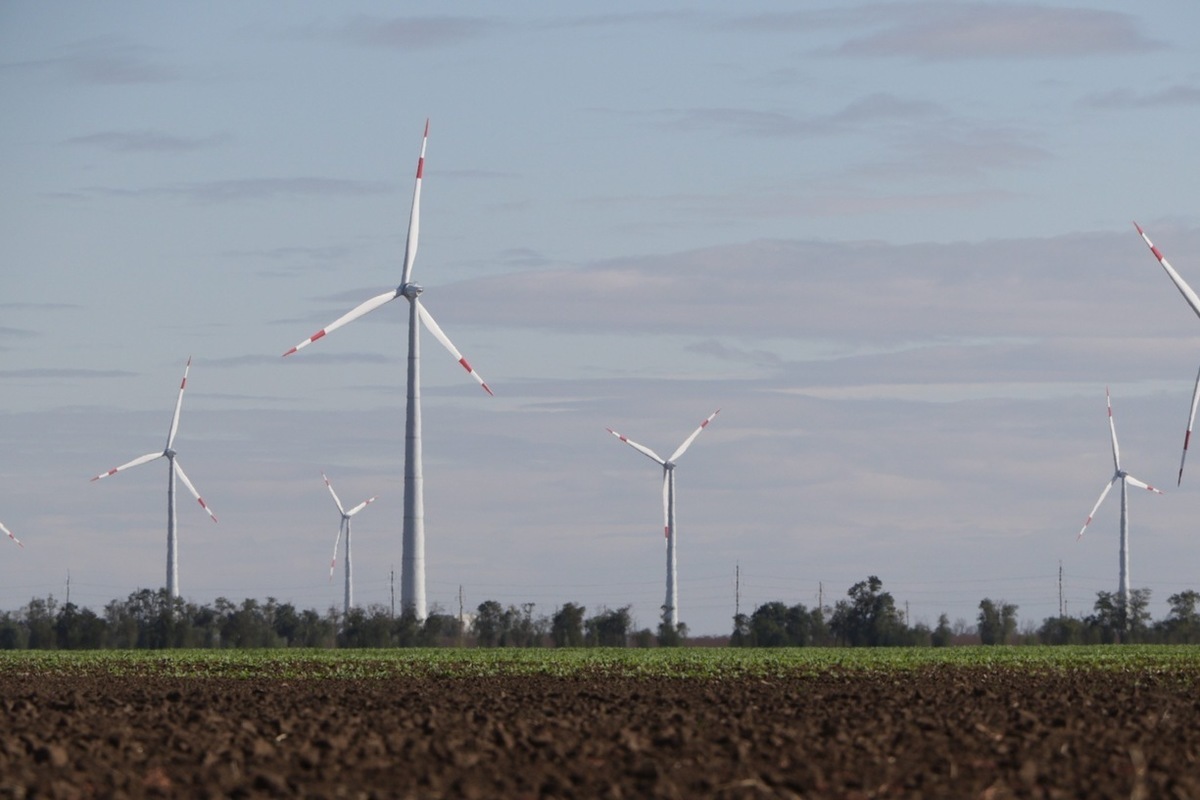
left=1077, top=388, right=1162, bottom=623
left=283, top=120, right=492, bottom=620
left=607, top=409, right=719, bottom=630
left=323, top=472, right=377, bottom=617
left=1134, top=222, right=1200, bottom=484
left=90, top=357, right=218, bottom=598
left=1, top=520, right=22, bottom=548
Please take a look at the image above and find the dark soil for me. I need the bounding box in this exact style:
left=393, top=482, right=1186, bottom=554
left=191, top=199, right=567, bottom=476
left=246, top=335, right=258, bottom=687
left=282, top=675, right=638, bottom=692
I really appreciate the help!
left=2, top=665, right=1198, bottom=799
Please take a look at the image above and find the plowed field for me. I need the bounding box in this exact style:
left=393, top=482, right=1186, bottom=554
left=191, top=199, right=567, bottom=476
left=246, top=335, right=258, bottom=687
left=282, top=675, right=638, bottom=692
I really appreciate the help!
left=2, top=659, right=1198, bottom=798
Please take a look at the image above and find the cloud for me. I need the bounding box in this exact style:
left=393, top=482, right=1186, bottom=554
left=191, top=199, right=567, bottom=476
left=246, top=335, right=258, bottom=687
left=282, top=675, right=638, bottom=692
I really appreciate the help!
left=0, top=326, right=37, bottom=340
left=206, top=353, right=394, bottom=368
left=543, top=11, right=700, bottom=29
left=1, top=36, right=180, bottom=85
left=324, top=15, right=498, bottom=49
left=443, top=229, right=1199, bottom=345
left=64, top=130, right=232, bottom=154
left=660, top=93, right=939, bottom=138
left=81, top=177, right=391, bottom=203
left=1081, top=85, right=1200, bottom=109
left=0, top=302, right=83, bottom=311
left=685, top=339, right=784, bottom=368
left=0, top=368, right=137, bottom=379
left=833, top=3, right=1157, bottom=60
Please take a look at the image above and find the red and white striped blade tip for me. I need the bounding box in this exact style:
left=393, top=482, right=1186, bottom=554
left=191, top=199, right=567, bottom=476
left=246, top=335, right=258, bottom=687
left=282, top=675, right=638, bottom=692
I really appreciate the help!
left=1, top=523, right=22, bottom=548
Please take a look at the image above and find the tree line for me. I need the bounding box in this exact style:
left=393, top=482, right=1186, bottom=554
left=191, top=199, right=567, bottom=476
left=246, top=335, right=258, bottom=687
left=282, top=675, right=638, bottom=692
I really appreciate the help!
left=1, top=577, right=1198, bottom=650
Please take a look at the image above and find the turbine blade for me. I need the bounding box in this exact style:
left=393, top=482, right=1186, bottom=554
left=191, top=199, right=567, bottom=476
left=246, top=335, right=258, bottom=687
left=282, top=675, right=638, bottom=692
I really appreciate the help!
left=661, top=468, right=670, bottom=546
left=91, top=451, right=163, bottom=481
left=416, top=301, right=493, bottom=395
left=346, top=496, right=377, bottom=517
left=329, top=520, right=343, bottom=581
left=166, top=357, right=191, bottom=450
left=173, top=461, right=218, bottom=522
left=282, top=290, right=399, bottom=357
left=322, top=473, right=346, bottom=515
left=1078, top=477, right=1117, bottom=540
left=668, top=408, right=721, bottom=463
left=1106, top=388, right=1120, bottom=472
left=1123, top=474, right=1163, bottom=494
left=1, top=521, right=22, bottom=549
left=1179, top=363, right=1200, bottom=485
left=401, top=119, right=429, bottom=287
left=606, top=428, right=665, bottom=465
left=1135, top=222, right=1200, bottom=320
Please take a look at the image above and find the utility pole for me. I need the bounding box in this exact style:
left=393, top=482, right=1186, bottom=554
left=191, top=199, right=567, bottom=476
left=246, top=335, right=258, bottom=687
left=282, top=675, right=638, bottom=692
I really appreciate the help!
left=1058, top=560, right=1064, bottom=618
left=458, top=585, right=465, bottom=647
left=735, top=564, right=740, bottom=620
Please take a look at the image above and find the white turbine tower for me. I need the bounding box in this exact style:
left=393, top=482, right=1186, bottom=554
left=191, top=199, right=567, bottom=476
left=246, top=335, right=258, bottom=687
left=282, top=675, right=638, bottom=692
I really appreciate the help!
left=1, top=520, right=22, bottom=548
left=1134, top=222, right=1200, bottom=484
left=607, top=409, right=719, bottom=630
left=284, top=120, right=492, bottom=621
left=90, top=357, right=218, bottom=598
left=323, top=472, right=377, bottom=617
left=1077, top=388, right=1162, bottom=623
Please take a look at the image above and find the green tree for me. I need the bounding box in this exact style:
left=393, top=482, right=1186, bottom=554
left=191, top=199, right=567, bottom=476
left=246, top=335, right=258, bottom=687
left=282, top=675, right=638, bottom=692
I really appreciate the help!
left=551, top=603, right=586, bottom=647
left=340, top=604, right=393, bottom=647
left=23, top=596, right=58, bottom=650
left=977, top=599, right=1018, bottom=645
left=1160, top=590, right=1200, bottom=643
left=1037, top=615, right=1086, bottom=645
left=730, top=613, right=751, bottom=647
left=657, top=618, right=688, bottom=647
left=931, top=613, right=953, bottom=647
left=473, top=600, right=508, bottom=647
left=748, top=601, right=790, bottom=647
left=585, top=606, right=631, bottom=647
left=829, top=576, right=905, bottom=646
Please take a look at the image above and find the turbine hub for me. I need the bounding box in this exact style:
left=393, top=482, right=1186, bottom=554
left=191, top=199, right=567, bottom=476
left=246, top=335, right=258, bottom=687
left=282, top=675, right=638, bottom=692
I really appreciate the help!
left=164, top=448, right=177, bottom=459
left=400, top=282, right=423, bottom=299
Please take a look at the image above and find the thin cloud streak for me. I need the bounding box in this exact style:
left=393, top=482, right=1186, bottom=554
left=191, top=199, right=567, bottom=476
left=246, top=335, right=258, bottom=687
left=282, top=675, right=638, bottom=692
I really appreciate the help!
left=1081, top=85, right=1200, bottom=109
left=79, top=177, right=392, bottom=203
left=64, top=130, right=232, bottom=154
left=317, top=15, right=499, bottom=49
left=832, top=3, right=1157, bottom=60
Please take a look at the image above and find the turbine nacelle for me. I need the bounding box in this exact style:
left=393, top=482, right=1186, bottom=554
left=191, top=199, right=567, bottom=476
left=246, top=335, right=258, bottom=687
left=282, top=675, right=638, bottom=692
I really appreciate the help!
left=400, top=282, right=423, bottom=299
left=164, top=448, right=177, bottom=460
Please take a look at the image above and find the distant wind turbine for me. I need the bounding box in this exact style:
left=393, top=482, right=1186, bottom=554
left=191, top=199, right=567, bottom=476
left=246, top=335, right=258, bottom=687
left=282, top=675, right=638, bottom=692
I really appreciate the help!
left=1134, top=222, right=1200, bottom=484
left=1076, top=388, right=1162, bottom=623
left=90, top=357, right=217, bottom=598
left=323, top=472, right=377, bottom=617
left=1, top=520, right=22, bottom=548
left=607, top=409, right=720, bottom=630
left=283, top=120, right=492, bottom=620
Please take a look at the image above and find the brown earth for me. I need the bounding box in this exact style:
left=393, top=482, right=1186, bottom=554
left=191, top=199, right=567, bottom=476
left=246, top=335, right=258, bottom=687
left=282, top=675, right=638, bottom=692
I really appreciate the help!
left=2, top=665, right=1198, bottom=799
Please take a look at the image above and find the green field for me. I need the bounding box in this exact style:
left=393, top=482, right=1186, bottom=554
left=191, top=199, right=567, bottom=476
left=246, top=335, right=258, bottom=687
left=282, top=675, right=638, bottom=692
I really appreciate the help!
left=3, top=645, right=1199, bottom=680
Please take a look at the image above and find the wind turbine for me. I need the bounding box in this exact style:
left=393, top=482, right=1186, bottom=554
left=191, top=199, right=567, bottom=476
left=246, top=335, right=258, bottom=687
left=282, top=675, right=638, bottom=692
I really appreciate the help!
left=607, top=409, right=719, bottom=630
left=1134, top=222, right=1200, bottom=484
left=323, top=472, right=377, bottom=617
left=283, top=120, right=491, bottom=620
left=1, top=520, right=22, bottom=548
left=1077, top=388, right=1162, bottom=624
left=90, top=357, right=217, bottom=598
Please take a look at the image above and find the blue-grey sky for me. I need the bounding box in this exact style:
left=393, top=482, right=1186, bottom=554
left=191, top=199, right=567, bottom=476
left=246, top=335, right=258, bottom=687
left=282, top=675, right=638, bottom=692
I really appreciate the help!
left=4, top=1, right=1200, bottom=635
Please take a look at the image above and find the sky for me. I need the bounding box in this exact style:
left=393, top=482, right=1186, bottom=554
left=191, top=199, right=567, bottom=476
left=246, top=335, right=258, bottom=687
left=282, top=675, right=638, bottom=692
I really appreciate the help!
left=3, top=1, right=1200, bottom=636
